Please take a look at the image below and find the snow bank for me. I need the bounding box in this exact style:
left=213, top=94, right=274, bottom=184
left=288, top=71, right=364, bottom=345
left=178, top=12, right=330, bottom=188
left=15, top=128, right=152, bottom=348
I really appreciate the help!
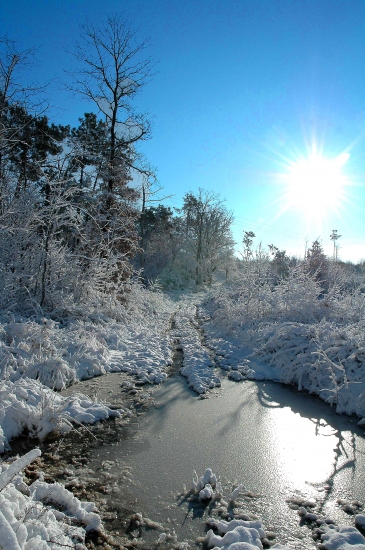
left=204, top=316, right=365, bottom=418
left=0, top=377, right=124, bottom=453
left=1, top=308, right=172, bottom=391
left=250, top=321, right=365, bottom=417
left=173, top=304, right=221, bottom=394
left=0, top=449, right=99, bottom=549
left=0, top=289, right=174, bottom=451
left=202, top=283, right=365, bottom=418
left=0, top=286, right=176, bottom=545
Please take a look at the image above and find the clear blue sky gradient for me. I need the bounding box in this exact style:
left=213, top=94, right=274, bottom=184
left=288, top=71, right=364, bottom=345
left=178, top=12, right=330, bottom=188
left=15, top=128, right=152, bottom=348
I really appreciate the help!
left=2, top=0, right=365, bottom=261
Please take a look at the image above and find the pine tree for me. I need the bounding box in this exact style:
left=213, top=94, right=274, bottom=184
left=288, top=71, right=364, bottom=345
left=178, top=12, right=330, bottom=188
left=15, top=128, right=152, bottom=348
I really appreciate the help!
left=306, top=239, right=328, bottom=283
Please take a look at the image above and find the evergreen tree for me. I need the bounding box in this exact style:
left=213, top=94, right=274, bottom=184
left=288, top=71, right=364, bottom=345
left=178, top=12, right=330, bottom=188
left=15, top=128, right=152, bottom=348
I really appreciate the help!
left=306, top=239, right=328, bottom=283
left=137, top=204, right=174, bottom=281
left=69, top=112, right=108, bottom=190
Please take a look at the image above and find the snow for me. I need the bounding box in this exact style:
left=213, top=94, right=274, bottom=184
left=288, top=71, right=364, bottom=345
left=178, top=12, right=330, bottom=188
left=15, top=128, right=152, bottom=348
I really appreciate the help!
left=0, top=289, right=174, bottom=452
left=206, top=524, right=264, bottom=549
left=206, top=508, right=295, bottom=550
left=0, top=449, right=41, bottom=491
left=193, top=468, right=217, bottom=492
left=206, top=510, right=365, bottom=550
left=188, top=467, right=365, bottom=550
left=230, top=484, right=245, bottom=501
left=199, top=484, right=214, bottom=500
left=1, top=277, right=365, bottom=548
left=355, top=515, right=365, bottom=529
left=2, top=304, right=172, bottom=391
left=30, top=479, right=102, bottom=532
left=201, top=280, right=365, bottom=419
left=173, top=304, right=221, bottom=394
left=320, top=525, right=365, bottom=549
left=189, top=469, right=268, bottom=549
left=0, top=377, right=124, bottom=453
left=0, top=449, right=95, bottom=548
left=0, top=287, right=175, bottom=547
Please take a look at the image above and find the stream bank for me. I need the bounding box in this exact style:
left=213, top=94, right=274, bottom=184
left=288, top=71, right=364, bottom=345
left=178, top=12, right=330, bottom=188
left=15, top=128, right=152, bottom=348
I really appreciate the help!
left=2, top=310, right=185, bottom=550
left=3, top=302, right=365, bottom=550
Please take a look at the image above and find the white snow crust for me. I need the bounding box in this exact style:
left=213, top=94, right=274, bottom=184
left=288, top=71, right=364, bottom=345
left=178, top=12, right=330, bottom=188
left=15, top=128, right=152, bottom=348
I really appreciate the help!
left=173, top=304, right=221, bottom=394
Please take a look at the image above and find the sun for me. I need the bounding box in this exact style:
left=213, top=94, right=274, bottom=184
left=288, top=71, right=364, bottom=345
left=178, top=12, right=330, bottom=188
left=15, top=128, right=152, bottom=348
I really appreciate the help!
left=282, top=148, right=350, bottom=221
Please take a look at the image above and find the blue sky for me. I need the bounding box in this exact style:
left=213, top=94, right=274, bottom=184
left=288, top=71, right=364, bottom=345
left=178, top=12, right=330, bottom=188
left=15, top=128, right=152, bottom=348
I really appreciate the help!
left=2, top=0, right=365, bottom=261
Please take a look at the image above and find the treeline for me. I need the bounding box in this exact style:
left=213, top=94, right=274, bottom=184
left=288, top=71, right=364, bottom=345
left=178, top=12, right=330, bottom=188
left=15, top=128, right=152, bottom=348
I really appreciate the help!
left=0, top=20, right=236, bottom=315
left=0, top=18, right=148, bottom=315
left=0, top=19, right=362, bottom=317
left=235, top=231, right=364, bottom=294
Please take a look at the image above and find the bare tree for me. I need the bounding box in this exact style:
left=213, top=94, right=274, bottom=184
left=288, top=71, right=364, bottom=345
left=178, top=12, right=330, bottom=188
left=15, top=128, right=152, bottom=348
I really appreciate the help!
left=0, top=37, right=45, bottom=108
left=69, top=15, right=155, bottom=197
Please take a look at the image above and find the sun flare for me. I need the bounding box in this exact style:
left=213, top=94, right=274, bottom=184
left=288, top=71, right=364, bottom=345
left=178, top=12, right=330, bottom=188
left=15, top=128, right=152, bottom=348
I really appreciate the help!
left=283, top=150, right=350, bottom=221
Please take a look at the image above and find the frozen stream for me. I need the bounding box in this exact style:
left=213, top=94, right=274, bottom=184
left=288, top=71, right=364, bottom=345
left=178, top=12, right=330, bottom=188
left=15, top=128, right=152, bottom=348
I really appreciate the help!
left=88, top=371, right=365, bottom=549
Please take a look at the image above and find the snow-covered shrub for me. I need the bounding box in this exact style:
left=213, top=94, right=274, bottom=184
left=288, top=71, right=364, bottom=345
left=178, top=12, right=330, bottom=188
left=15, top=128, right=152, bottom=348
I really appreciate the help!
left=203, top=261, right=365, bottom=417
left=0, top=283, right=174, bottom=449
left=211, top=262, right=364, bottom=330
left=249, top=320, right=365, bottom=416
left=0, top=282, right=173, bottom=389
left=0, top=186, right=87, bottom=316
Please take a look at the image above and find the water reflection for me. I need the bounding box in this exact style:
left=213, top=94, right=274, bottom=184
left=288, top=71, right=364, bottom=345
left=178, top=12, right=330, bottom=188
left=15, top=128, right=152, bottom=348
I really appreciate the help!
left=88, top=377, right=365, bottom=548
left=267, top=405, right=344, bottom=488
left=256, top=382, right=364, bottom=514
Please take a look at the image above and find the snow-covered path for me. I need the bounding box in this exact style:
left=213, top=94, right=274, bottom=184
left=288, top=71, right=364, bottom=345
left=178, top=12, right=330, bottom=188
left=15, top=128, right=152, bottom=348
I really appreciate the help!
left=172, top=302, right=221, bottom=394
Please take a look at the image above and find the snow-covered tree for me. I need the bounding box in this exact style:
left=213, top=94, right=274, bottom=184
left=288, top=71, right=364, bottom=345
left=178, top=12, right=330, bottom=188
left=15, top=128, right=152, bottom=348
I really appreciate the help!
left=68, top=15, right=156, bottom=271
left=178, top=189, right=235, bottom=286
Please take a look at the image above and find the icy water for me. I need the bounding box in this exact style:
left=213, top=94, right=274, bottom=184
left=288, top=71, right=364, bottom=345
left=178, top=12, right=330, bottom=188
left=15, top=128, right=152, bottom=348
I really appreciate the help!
left=88, top=373, right=365, bottom=549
